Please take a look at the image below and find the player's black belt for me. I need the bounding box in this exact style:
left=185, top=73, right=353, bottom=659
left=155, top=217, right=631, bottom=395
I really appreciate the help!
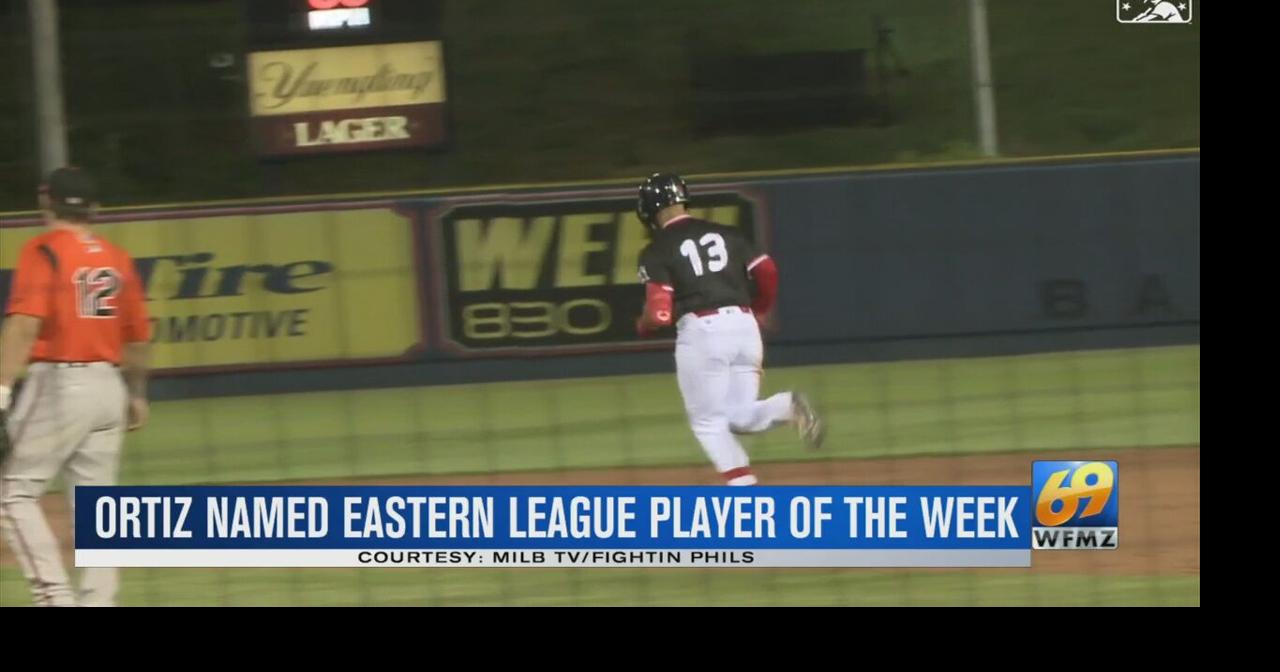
left=691, top=305, right=752, bottom=318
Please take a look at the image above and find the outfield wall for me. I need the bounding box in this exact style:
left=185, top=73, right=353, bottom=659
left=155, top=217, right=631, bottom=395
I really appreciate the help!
left=0, top=153, right=1200, bottom=400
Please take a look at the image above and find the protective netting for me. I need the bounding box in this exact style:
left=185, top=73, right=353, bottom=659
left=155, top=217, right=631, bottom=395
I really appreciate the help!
left=0, top=0, right=1199, bottom=606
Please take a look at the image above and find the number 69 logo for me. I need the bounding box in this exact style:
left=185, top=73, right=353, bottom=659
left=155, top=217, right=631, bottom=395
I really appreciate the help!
left=1032, top=461, right=1119, bottom=528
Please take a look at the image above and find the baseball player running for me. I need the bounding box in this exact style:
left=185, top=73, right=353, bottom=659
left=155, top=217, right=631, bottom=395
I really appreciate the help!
left=634, top=173, right=823, bottom=485
left=0, top=167, right=152, bottom=607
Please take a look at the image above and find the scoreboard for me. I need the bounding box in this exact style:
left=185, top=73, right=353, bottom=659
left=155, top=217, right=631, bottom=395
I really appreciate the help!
left=245, top=0, right=448, bottom=157
left=247, top=0, right=444, bottom=49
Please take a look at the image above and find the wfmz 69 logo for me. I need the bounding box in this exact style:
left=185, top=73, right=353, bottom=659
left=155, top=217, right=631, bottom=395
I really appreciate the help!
left=1032, top=461, right=1119, bottom=550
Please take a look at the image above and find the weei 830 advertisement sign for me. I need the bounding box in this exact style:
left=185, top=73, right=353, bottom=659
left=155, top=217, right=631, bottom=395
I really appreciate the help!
left=432, top=192, right=761, bottom=354
left=247, top=41, right=448, bottom=156
left=0, top=206, right=425, bottom=373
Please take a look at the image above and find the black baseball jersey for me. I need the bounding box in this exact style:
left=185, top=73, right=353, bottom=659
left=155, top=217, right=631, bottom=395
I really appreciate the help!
left=637, top=215, right=764, bottom=316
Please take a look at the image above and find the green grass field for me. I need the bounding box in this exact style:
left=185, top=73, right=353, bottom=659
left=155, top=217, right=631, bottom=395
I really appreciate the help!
left=0, top=345, right=1199, bottom=606
left=123, top=344, right=1198, bottom=485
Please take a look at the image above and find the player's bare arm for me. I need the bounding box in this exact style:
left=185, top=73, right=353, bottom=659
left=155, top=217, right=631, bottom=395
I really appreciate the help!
left=115, top=250, right=153, bottom=432
left=0, top=314, right=41, bottom=461
left=0, top=313, right=43, bottom=405
left=123, top=340, right=151, bottom=431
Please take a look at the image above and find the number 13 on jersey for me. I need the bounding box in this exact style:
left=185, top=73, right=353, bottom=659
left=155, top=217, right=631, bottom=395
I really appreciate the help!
left=679, top=233, right=728, bottom=276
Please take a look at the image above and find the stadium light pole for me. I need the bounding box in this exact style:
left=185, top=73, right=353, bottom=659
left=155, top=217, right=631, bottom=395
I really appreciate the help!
left=968, top=0, right=999, bottom=157
left=29, top=0, right=70, bottom=175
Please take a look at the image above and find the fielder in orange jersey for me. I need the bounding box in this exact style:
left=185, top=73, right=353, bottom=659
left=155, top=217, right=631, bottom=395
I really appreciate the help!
left=0, top=167, right=152, bottom=607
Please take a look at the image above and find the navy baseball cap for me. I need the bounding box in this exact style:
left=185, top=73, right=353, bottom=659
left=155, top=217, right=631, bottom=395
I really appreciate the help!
left=42, top=167, right=98, bottom=209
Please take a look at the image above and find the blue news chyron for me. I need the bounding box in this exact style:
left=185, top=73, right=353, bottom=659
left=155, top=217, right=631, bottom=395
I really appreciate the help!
left=75, top=486, right=1032, bottom=550
left=1031, top=461, right=1119, bottom=550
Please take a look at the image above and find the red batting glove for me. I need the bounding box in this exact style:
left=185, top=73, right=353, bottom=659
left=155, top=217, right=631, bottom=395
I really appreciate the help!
left=636, top=309, right=673, bottom=337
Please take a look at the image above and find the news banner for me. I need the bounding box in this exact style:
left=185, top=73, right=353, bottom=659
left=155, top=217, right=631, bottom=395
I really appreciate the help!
left=72, top=463, right=1120, bottom=568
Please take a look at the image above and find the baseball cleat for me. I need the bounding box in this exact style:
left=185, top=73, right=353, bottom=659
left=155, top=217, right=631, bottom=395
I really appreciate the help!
left=791, top=392, right=825, bottom=451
